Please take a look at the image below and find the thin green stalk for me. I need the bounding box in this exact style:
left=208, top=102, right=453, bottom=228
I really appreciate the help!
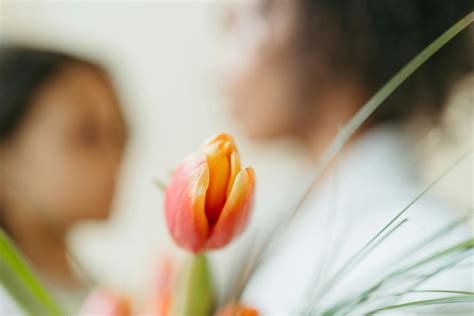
left=0, top=230, right=64, bottom=316
left=388, top=239, right=473, bottom=279
left=320, top=213, right=472, bottom=315
left=354, top=252, right=471, bottom=313
left=365, top=295, right=474, bottom=315
left=361, top=289, right=474, bottom=310
left=404, top=252, right=472, bottom=290
left=323, top=239, right=473, bottom=315
left=171, top=253, right=214, bottom=316
left=309, top=150, right=471, bottom=314
left=394, top=212, right=473, bottom=268
left=408, top=290, right=474, bottom=296
left=307, top=219, right=409, bottom=314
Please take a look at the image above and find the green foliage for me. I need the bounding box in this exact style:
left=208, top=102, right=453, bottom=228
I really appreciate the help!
left=0, top=229, right=64, bottom=316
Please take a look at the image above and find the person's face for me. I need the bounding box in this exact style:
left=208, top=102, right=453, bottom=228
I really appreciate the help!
left=1, top=63, right=126, bottom=228
left=221, top=0, right=303, bottom=139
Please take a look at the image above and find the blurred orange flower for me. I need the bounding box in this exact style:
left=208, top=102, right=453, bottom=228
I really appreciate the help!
left=145, top=256, right=177, bottom=316
left=79, top=288, right=130, bottom=316
left=165, top=133, right=255, bottom=253
left=216, top=303, right=260, bottom=316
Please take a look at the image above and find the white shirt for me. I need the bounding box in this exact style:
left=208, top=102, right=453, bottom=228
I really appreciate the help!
left=243, top=125, right=472, bottom=315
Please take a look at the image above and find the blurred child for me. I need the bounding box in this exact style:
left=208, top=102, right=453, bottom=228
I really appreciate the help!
left=221, top=0, right=473, bottom=313
left=0, top=46, right=127, bottom=310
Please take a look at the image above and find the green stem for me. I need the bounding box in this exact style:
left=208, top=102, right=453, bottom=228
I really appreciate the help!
left=172, top=252, right=214, bottom=316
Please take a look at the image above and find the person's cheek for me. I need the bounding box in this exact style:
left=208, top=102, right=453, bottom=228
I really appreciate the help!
left=15, top=141, right=80, bottom=227
left=48, top=150, right=114, bottom=224
left=221, top=10, right=273, bottom=129
left=72, top=154, right=118, bottom=221
left=86, top=145, right=124, bottom=220
left=225, top=47, right=275, bottom=138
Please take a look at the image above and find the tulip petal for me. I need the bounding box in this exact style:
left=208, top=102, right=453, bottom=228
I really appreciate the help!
left=226, top=151, right=241, bottom=198
left=216, top=303, right=260, bottom=316
left=79, top=288, right=130, bottom=316
left=206, top=168, right=255, bottom=249
left=202, top=133, right=236, bottom=148
left=165, top=153, right=210, bottom=253
left=201, top=142, right=230, bottom=226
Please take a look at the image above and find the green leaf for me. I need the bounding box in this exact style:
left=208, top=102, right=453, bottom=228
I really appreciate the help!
left=0, top=229, right=64, bottom=316
left=154, top=178, right=168, bottom=192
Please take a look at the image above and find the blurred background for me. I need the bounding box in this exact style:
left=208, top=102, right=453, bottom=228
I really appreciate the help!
left=1, top=0, right=472, bottom=309
left=0, top=1, right=307, bottom=305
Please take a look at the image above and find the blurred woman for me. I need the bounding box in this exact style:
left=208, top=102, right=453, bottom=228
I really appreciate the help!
left=0, top=46, right=127, bottom=311
left=222, top=0, right=473, bottom=313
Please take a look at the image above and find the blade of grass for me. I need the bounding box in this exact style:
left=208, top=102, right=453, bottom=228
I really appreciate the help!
left=308, top=150, right=471, bottom=314
left=0, top=229, right=64, bottom=316
left=307, top=219, right=410, bottom=314
left=322, top=239, right=473, bottom=315
left=404, top=251, right=472, bottom=290
left=351, top=214, right=473, bottom=309
left=319, top=211, right=472, bottom=315
left=361, top=289, right=474, bottom=308
left=408, top=290, right=474, bottom=296
left=365, top=295, right=474, bottom=315
left=154, top=178, right=168, bottom=192
left=388, top=239, right=473, bottom=279
left=394, top=211, right=473, bottom=268
left=353, top=251, right=472, bottom=314
left=233, top=12, right=474, bottom=300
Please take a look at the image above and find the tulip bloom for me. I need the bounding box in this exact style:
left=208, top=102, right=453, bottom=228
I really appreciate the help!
left=146, top=256, right=177, bottom=316
left=165, top=133, right=255, bottom=253
left=79, top=288, right=130, bottom=316
left=216, top=303, right=260, bottom=316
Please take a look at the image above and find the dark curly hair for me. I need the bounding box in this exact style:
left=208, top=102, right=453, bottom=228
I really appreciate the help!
left=294, top=0, right=473, bottom=123
left=0, top=45, right=105, bottom=141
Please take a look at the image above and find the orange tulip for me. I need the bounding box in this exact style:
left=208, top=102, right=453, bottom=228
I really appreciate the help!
left=146, top=256, right=176, bottom=316
left=216, top=303, right=260, bottom=316
left=165, top=133, right=255, bottom=253
left=79, top=288, right=130, bottom=316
